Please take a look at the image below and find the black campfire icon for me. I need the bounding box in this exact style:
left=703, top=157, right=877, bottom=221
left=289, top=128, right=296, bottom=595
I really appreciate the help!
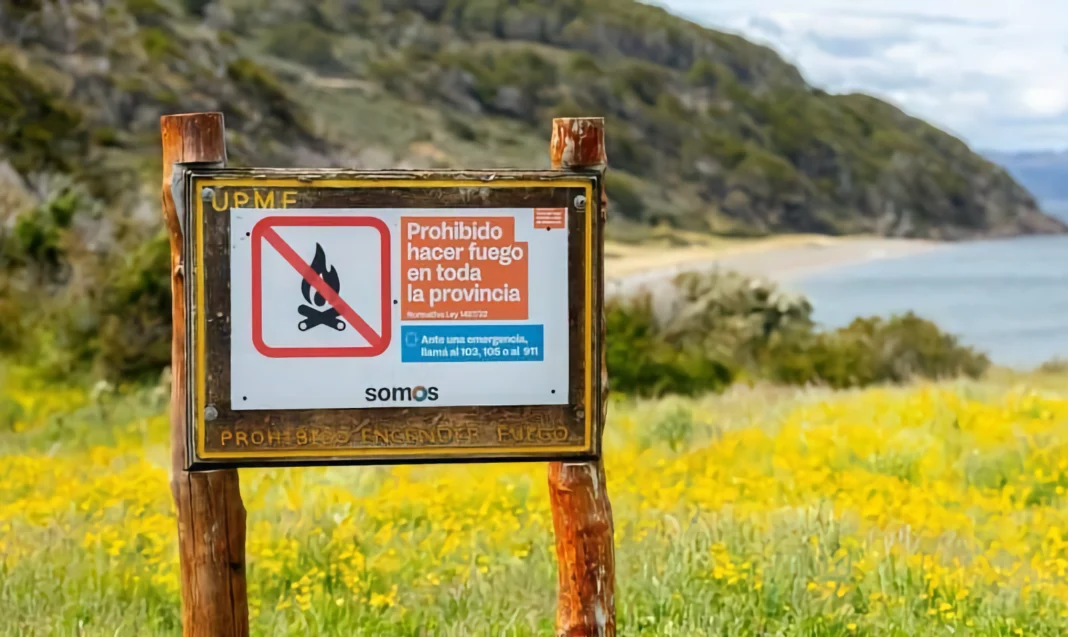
left=298, top=243, right=346, bottom=332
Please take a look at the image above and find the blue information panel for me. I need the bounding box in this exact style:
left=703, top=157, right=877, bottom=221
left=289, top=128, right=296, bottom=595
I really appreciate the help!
left=401, top=325, right=545, bottom=363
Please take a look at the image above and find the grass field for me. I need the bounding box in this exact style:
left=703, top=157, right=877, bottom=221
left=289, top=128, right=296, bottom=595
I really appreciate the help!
left=3, top=369, right=1068, bottom=635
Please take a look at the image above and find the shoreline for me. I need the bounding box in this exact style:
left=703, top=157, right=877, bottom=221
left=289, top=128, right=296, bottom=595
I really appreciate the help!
left=606, top=235, right=943, bottom=296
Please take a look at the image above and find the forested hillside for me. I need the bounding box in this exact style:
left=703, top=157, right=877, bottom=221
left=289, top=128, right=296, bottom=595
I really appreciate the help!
left=1, top=0, right=1063, bottom=378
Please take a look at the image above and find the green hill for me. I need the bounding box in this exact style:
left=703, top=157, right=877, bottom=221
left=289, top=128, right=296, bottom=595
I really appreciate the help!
left=0, top=0, right=1064, bottom=378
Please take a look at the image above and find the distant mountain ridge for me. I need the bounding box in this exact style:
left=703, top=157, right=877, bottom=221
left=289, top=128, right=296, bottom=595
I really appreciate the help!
left=1, top=0, right=1063, bottom=242
left=985, top=150, right=1068, bottom=221
left=1049, top=202, right=1068, bottom=222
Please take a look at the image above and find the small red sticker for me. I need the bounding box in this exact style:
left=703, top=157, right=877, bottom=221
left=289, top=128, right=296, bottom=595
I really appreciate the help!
left=534, top=208, right=567, bottom=230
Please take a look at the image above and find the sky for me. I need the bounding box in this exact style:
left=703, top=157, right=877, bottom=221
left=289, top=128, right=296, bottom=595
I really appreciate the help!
left=658, top=0, right=1068, bottom=152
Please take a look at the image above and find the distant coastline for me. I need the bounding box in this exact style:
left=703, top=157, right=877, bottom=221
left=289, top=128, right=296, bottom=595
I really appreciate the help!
left=795, top=235, right=1068, bottom=368
left=606, top=235, right=941, bottom=295
left=1046, top=200, right=1068, bottom=222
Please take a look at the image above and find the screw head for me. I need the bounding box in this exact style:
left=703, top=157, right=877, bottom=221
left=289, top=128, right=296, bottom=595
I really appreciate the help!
left=574, top=194, right=587, bottom=210
left=201, top=187, right=214, bottom=200
left=204, top=405, right=218, bottom=421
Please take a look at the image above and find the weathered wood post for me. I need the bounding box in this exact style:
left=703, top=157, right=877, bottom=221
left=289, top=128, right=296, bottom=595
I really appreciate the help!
left=548, top=117, right=616, bottom=636
left=161, top=113, right=249, bottom=637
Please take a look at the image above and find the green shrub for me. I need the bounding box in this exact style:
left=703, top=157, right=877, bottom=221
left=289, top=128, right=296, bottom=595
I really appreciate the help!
left=264, top=23, right=341, bottom=72
left=94, top=232, right=173, bottom=380
left=444, top=116, right=478, bottom=141
left=606, top=272, right=988, bottom=397
left=456, top=0, right=500, bottom=33
left=0, top=51, right=86, bottom=175
left=1039, top=358, right=1068, bottom=374
left=442, top=48, right=557, bottom=119
left=611, top=62, right=668, bottom=106
left=0, top=394, right=23, bottom=432
left=703, top=131, right=749, bottom=169
left=139, top=27, right=179, bottom=61
left=648, top=405, right=694, bottom=452
left=182, top=0, right=212, bottom=16
left=685, top=59, right=733, bottom=87
left=0, top=183, right=171, bottom=381
left=764, top=313, right=990, bottom=389
left=735, top=145, right=804, bottom=191
left=565, top=53, right=602, bottom=76
left=124, top=0, right=172, bottom=26
left=0, top=279, right=28, bottom=354
left=666, top=270, right=813, bottom=366
left=5, top=185, right=82, bottom=274
left=606, top=294, right=734, bottom=397
left=605, top=172, right=645, bottom=221
left=226, top=58, right=308, bottom=131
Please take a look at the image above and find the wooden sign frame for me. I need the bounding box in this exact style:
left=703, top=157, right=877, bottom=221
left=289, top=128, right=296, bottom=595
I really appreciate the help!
left=181, top=169, right=605, bottom=469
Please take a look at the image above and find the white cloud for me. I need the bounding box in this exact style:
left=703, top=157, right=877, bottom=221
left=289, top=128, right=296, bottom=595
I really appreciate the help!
left=654, top=0, right=1068, bottom=150
left=1021, top=87, right=1068, bottom=118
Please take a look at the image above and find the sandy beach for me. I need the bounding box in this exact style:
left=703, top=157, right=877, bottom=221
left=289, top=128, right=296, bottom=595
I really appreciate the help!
left=606, top=235, right=942, bottom=296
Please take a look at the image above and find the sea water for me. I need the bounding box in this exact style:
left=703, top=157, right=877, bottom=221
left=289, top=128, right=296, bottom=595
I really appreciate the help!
left=793, top=235, right=1068, bottom=369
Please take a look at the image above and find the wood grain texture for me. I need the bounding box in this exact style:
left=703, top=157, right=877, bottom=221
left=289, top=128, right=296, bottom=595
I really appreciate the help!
left=551, top=118, right=607, bottom=172
left=549, top=117, right=616, bottom=636
left=161, top=113, right=249, bottom=636
left=549, top=461, right=615, bottom=636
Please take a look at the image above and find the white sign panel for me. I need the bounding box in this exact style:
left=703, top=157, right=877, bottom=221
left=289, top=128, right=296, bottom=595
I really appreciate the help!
left=229, top=208, right=569, bottom=410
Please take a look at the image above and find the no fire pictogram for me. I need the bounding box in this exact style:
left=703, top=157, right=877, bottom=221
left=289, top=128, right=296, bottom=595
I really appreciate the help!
left=250, top=216, right=391, bottom=358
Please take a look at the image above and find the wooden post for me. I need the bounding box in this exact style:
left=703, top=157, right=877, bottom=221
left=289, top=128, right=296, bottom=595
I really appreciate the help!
left=548, top=118, right=616, bottom=637
left=161, top=113, right=249, bottom=637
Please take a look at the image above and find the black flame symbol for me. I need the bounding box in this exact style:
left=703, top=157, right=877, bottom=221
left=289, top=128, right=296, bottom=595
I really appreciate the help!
left=298, top=243, right=346, bottom=332
left=302, top=244, right=340, bottom=305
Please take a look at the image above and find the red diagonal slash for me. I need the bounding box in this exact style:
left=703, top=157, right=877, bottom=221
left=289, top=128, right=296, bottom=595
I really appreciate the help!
left=260, top=227, right=382, bottom=347
left=250, top=216, right=391, bottom=358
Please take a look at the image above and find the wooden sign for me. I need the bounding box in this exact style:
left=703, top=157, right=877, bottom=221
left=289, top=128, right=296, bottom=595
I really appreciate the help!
left=181, top=170, right=605, bottom=469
